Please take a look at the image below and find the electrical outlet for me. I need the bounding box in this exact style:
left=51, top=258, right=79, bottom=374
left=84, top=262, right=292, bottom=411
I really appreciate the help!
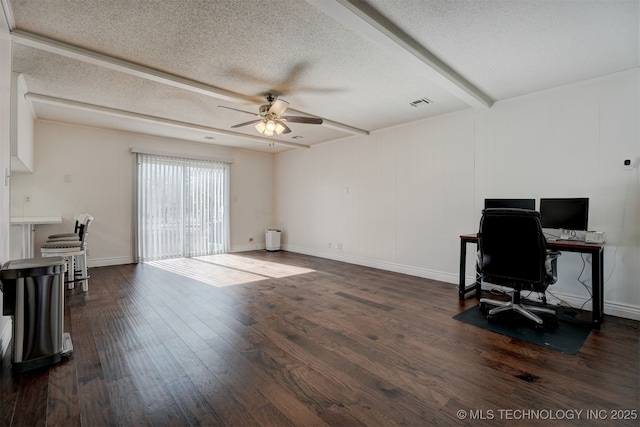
left=25, top=195, right=31, bottom=203
left=337, top=243, right=343, bottom=249
left=328, top=242, right=332, bottom=248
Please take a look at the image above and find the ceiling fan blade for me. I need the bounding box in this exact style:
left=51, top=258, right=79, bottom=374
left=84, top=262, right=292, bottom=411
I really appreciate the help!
left=218, top=105, right=259, bottom=116
left=269, top=99, right=289, bottom=116
left=278, top=121, right=292, bottom=134
left=231, top=119, right=263, bottom=128
left=281, top=116, right=323, bottom=125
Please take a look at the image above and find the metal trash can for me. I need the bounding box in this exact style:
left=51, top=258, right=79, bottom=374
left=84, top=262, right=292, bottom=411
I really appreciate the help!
left=265, top=229, right=281, bottom=251
left=0, top=257, right=73, bottom=372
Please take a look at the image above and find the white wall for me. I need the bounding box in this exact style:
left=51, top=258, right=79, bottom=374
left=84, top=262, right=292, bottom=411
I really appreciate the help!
left=0, top=11, right=12, bottom=357
left=10, top=122, right=275, bottom=265
left=275, top=70, right=640, bottom=320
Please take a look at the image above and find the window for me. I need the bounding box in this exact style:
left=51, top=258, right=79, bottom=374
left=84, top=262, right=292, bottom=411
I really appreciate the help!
left=136, top=153, right=229, bottom=261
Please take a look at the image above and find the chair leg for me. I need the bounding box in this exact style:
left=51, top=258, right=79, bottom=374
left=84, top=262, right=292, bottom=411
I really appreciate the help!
left=79, top=252, right=88, bottom=292
left=480, top=298, right=509, bottom=309
left=522, top=304, right=556, bottom=315
left=511, top=304, right=545, bottom=325
left=67, top=255, right=75, bottom=290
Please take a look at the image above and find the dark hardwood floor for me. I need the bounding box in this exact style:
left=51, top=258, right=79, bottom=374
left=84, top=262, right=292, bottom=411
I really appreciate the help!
left=1, top=251, right=638, bottom=426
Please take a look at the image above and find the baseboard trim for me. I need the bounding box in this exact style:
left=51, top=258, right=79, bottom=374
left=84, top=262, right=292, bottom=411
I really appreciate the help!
left=602, top=300, right=640, bottom=321
left=282, top=244, right=458, bottom=284
left=88, top=256, right=134, bottom=268
left=231, top=243, right=265, bottom=252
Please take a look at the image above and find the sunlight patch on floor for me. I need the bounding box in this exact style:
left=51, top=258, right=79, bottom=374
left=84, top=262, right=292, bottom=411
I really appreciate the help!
left=146, top=254, right=315, bottom=287
left=146, top=258, right=264, bottom=287
left=195, top=254, right=315, bottom=278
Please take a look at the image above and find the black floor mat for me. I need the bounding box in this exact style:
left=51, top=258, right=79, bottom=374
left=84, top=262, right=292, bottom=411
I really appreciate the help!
left=453, top=303, right=592, bottom=354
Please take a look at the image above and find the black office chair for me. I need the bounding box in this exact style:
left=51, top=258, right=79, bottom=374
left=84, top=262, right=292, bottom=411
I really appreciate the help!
left=478, top=208, right=560, bottom=330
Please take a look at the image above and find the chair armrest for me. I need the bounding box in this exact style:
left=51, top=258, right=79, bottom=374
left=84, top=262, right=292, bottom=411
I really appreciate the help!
left=546, top=250, right=561, bottom=260
left=545, top=251, right=560, bottom=284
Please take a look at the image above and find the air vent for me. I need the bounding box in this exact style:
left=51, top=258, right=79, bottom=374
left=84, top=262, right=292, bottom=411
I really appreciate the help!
left=204, top=136, right=215, bottom=140
left=291, top=136, right=304, bottom=139
left=409, top=97, right=433, bottom=107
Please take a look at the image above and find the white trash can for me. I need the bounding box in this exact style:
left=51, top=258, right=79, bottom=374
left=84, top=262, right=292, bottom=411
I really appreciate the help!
left=265, top=229, right=281, bottom=251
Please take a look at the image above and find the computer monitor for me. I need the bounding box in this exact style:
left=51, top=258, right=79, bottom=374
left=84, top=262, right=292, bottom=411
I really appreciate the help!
left=539, top=198, right=589, bottom=231
left=484, top=198, right=536, bottom=210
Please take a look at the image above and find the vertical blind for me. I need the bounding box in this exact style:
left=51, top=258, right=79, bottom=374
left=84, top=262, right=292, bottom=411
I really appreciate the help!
left=137, top=153, right=229, bottom=261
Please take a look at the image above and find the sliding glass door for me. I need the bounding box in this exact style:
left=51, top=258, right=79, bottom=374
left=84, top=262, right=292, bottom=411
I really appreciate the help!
left=136, top=153, right=229, bottom=262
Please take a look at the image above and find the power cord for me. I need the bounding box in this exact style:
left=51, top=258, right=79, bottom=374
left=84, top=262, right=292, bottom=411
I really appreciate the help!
left=576, top=253, right=594, bottom=310
left=603, top=165, right=634, bottom=284
left=545, top=288, right=578, bottom=309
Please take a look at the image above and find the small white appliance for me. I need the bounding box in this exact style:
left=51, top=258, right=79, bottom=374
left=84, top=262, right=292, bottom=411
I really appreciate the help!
left=265, top=229, right=281, bottom=251
left=585, top=231, right=605, bottom=244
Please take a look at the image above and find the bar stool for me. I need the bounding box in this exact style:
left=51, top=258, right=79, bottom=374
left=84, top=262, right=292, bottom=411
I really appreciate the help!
left=41, top=214, right=93, bottom=291
left=47, top=213, right=86, bottom=241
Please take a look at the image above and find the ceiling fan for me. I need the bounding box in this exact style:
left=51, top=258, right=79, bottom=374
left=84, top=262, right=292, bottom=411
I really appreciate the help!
left=219, top=93, right=323, bottom=136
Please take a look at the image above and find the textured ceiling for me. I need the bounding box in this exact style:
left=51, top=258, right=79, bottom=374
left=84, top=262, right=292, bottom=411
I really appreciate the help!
left=4, top=0, right=639, bottom=153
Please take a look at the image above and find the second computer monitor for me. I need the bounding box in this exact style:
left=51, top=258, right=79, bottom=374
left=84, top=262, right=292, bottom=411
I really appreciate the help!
left=539, top=198, right=589, bottom=231
left=484, top=198, right=536, bottom=210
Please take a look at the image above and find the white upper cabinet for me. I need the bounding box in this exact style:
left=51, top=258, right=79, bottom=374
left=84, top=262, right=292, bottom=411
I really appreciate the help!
left=11, top=73, right=34, bottom=173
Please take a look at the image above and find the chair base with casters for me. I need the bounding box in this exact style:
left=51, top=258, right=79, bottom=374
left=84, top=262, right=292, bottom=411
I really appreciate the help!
left=480, top=291, right=556, bottom=330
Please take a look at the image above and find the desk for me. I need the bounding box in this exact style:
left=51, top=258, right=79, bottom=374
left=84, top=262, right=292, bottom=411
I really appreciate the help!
left=10, top=216, right=62, bottom=259
left=458, top=233, right=605, bottom=329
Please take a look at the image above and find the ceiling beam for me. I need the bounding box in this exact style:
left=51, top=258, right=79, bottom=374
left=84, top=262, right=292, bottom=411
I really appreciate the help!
left=25, top=93, right=312, bottom=149
left=10, top=29, right=369, bottom=136
left=0, top=0, right=15, bottom=29
left=307, top=0, right=493, bottom=109
left=12, top=29, right=256, bottom=105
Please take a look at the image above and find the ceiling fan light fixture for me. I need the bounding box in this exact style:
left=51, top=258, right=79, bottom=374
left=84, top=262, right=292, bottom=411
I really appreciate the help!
left=255, top=120, right=282, bottom=136
left=224, top=93, right=322, bottom=137
left=274, top=121, right=286, bottom=135
left=255, top=121, right=267, bottom=134
left=265, top=120, right=277, bottom=132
